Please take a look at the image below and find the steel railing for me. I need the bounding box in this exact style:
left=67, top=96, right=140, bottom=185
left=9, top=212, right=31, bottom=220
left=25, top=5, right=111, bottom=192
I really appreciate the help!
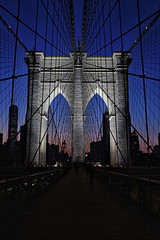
left=95, top=168, right=160, bottom=218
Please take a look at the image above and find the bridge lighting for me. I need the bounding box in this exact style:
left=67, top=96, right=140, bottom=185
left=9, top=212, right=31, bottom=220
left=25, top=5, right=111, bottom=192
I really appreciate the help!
left=54, top=163, right=58, bottom=167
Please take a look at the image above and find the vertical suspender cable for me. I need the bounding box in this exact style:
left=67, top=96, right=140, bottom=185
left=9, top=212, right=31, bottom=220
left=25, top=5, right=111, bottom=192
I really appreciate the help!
left=137, top=0, right=150, bottom=166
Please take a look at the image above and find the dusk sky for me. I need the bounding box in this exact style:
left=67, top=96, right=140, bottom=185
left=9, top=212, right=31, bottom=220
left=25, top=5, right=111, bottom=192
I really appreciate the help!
left=0, top=0, right=160, bottom=154
left=1, top=0, right=160, bottom=50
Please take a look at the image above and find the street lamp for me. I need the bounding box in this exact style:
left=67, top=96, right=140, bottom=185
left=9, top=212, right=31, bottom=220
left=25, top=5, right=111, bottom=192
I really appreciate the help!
left=62, top=140, right=67, bottom=152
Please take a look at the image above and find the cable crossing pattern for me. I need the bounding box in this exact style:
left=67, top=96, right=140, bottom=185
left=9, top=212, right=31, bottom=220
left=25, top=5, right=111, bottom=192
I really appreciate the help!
left=0, top=0, right=160, bottom=176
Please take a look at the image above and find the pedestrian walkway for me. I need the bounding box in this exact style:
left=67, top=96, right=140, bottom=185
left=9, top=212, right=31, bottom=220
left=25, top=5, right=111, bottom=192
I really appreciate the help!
left=1, top=168, right=160, bottom=240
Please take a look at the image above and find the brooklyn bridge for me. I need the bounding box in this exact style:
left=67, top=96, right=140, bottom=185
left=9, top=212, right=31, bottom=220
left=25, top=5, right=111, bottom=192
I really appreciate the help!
left=0, top=0, right=160, bottom=239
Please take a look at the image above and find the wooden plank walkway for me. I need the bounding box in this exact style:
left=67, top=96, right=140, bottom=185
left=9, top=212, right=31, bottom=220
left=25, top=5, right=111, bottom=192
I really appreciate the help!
left=1, top=168, right=160, bottom=240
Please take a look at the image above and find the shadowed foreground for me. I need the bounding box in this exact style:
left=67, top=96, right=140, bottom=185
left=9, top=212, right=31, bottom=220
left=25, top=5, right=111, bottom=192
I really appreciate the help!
left=1, top=168, right=160, bottom=240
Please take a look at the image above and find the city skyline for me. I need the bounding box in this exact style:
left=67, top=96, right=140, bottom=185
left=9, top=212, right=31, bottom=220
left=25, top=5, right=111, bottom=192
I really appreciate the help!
left=0, top=0, right=160, bottom=160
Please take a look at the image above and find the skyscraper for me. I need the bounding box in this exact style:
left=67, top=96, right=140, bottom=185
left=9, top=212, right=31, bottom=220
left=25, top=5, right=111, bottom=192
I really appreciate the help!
left=8, top=104, right=18, bottom=143
left=103, top=110, right=110, bottom=165
left=131, top=130, right=139, bottom=152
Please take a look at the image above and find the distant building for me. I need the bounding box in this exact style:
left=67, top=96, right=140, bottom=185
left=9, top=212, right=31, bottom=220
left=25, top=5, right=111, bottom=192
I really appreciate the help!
left=152, top=133, right=160, bottom=154
left=150, top=133, right=160, bottom=166
left=131, top=130, right=141, bottom=165
left=103, top=110, right=110, bottom=165
left=131, top=130, right=139, bottom=152
left=0, top=133, right=3, bottom=146
left=151, top=133, right=160, bottom=161
left=7, top=104, right=18, bottom=166
left=90, top=110, right=110, bottom=165
left=152, top=145, right=160, bottom=153
left=8, top=104, right=18, bottom=143
left=47, top=143, right=59, bottom=165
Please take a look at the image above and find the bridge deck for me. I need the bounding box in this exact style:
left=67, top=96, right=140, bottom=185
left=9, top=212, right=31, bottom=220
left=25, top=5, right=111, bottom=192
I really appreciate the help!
left=1, top=168, right=160, bottom=240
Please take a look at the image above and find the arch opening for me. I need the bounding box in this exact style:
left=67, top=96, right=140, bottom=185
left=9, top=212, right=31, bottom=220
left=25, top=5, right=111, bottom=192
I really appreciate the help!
left=84, top=93, right=110, bottom=166
left=46, top=93, right=72, bottom=166
left=84, top=86, right=108, bottom=113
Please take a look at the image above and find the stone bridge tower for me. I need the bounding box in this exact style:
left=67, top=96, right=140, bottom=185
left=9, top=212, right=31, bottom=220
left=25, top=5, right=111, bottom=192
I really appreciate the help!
left=25, top=51, right=131, bottom=167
